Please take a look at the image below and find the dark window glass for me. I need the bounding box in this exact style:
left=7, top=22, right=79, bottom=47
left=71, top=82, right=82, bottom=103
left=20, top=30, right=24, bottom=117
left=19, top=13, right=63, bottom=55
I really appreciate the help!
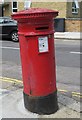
left=13, top=9, right=17, bottom=12
left=72, top=1, right=78, bottom=14
left=72, top=9, right=75, bottom=12
left=72, top=2, right=76, bottom=8
left=13, top=2, right=17, bottom=8
left=75, top=9, right=77, bottom=12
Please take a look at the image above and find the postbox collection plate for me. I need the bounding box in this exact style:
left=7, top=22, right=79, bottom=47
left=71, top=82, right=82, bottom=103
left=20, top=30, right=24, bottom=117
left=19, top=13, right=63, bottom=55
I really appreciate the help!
left=38, top=36, right=48, bottom=53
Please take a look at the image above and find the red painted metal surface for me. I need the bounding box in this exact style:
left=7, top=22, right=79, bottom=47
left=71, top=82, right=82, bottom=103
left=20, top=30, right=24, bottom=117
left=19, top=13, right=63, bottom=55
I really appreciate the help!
left=12, top=8, right=58, bottom=97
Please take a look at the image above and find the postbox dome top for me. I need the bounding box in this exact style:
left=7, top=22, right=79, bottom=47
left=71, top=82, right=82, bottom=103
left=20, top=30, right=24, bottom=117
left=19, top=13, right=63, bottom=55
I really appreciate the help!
left=12, top=8, right=58, bottom=20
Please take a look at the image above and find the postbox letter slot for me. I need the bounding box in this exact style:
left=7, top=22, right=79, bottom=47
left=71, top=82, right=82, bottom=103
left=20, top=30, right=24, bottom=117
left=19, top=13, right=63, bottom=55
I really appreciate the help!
left=36, top=26, right=49, bottom=31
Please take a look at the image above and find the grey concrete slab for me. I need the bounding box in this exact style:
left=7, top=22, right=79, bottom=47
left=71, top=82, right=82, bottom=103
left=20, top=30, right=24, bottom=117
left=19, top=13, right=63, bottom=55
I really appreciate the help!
left=54, top=32, right=81, bottom=40
left=1, top=88, right=80, bottom=118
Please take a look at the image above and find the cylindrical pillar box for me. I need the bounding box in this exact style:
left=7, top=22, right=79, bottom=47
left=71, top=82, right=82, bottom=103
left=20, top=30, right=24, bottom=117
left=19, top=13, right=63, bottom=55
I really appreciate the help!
left=12, top=8, right=59, bottom=115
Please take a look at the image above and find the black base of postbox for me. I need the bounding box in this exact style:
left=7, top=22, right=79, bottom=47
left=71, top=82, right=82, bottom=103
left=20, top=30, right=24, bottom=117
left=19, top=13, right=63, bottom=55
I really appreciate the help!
left=23, top=91, right=59, bottom=115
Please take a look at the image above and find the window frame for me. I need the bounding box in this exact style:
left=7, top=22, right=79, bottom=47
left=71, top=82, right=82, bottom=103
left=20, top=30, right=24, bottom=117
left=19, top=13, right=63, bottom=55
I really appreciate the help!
left=12, top=1, right=18, bottom=13
left=72, top=0, right=79, bottom=14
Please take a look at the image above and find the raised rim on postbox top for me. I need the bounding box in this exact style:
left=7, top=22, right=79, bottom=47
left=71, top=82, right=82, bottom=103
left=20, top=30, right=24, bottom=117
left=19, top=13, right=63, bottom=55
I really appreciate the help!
left=12, top=8, right=58, bottom=19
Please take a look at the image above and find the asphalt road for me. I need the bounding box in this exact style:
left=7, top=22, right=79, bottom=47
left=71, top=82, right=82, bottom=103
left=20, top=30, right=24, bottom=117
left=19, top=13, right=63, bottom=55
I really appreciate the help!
left=0, top=39, right=81, bottom=99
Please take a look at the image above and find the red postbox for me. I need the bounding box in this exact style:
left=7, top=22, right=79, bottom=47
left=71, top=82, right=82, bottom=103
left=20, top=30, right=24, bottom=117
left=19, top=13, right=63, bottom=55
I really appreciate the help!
left=12, top=8, right=58, bottom=115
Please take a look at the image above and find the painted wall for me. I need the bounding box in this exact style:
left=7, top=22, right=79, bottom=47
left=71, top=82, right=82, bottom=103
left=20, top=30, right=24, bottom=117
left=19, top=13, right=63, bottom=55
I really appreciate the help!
left=66, top=2, right=81, bottom=18
left=4, top=2, right=24, bottom=16
left=32, top=2, right=67, bottom=18
left=3, top=1, right=82, bottom=32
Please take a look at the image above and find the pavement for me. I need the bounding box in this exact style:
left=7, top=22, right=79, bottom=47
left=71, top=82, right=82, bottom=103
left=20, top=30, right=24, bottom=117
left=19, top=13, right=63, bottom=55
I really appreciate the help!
left=0, top=32, right=82, bottom=119
left=0, top=76, right=82, bottom=119
left=54, top=32, right=82, bottom=40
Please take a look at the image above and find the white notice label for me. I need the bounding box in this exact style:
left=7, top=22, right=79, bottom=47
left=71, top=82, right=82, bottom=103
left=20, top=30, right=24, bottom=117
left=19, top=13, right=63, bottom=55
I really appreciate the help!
left=38, top=37, right=48, bottom=53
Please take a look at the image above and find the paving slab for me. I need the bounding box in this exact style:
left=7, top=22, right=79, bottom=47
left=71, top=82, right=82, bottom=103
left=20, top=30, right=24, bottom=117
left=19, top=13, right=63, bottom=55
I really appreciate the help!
left=54, top=32, right=82, bottom=40
left=0, top=88, right=80, bottom=118
left=0, top=76, right=81, bottom=119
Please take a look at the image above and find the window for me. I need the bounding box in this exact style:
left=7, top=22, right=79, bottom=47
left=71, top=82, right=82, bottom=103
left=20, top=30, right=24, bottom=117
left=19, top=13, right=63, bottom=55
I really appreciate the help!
left=72, top=0, right=79, bottom=14
left=12, top=1, right=18, bottom=13
left=24, top=0, right=31, bottom=9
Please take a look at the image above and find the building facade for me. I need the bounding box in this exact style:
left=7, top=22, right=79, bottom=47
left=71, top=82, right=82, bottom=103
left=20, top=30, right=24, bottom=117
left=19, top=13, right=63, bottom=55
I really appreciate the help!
left=1, top=1, right=24, bottom=16
left=65, top=1, right=82, bottom=32
left=0, top=0, right=82, bottom=32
